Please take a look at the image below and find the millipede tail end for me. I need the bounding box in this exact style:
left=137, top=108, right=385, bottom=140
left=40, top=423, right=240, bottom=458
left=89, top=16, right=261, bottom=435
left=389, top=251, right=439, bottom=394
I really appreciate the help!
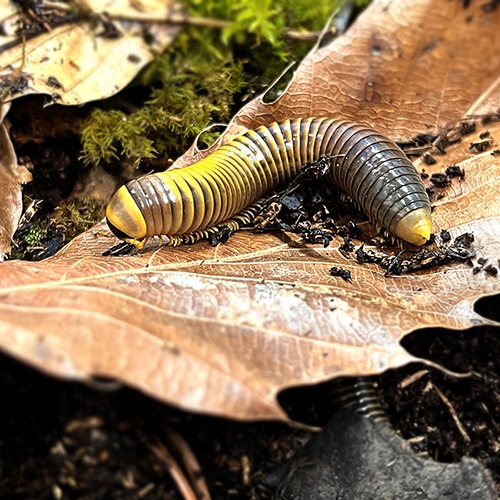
left=394, top=207, right=432, bottom=246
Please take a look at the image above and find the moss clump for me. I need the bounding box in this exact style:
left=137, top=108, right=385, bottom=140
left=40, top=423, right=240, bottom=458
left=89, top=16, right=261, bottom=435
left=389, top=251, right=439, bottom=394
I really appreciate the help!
left=80, top=38, right=246, bottom=166
left=11, top=198, right=106, bottom=261
left=81, top=0, right=370, bottom=168
left=20, top=224, right=44, bottom=248
left=81, top=109, right=158, bottom=165
left=53, top=198, right=107, bottom=240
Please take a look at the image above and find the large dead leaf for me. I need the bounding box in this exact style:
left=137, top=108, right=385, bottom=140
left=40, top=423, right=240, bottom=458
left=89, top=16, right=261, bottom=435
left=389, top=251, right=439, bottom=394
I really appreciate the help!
left=175, top=0, right=500, bottom=167
left=0, top=0, right=184, bottom=105
left=0, top=0, right=499, bottom=420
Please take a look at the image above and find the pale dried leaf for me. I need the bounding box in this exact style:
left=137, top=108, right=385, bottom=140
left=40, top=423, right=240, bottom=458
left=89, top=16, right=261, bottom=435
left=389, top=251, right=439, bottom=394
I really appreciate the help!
left=0, top=0, right=185, bottom=105
left=0, top=102, right=31, bottom=259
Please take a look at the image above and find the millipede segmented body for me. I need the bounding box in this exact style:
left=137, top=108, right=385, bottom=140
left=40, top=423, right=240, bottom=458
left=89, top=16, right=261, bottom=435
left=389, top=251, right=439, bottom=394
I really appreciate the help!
left=106, top=117, right=432, bottom=248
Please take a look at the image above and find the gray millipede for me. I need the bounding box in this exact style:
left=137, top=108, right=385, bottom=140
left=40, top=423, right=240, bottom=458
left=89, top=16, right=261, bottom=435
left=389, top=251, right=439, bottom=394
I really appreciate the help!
left=106, top=117, right=432, bottom=248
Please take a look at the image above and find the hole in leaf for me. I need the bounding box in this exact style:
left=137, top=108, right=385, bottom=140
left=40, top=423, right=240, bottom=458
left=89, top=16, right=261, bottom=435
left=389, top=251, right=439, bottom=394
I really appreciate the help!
left=401, top=325, right=499, bottom=374
left=262, top=63, right=296, bottom=104
left=474, top=293, right=500, bottom=322
left=195, top=123, right=227, bottom=151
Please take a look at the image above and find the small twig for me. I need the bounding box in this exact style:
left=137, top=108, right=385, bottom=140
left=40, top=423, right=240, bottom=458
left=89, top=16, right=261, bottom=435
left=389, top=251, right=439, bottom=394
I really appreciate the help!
left=38, top=2, right=334, bottom=42
left=432, top=384, right=471, bottom=443
left=285, top=28, right=334, bottom=42
left=166, top=426, right=212, bottom=500
left=401, top=145, right=433, bottom=156
left=399, top=369, right=429, bottom=389
left=241, top=454, right=251, bottom=487
left=149, top=439, right=198, bottom=500
left=480, top=402, right=500, bottom=433
left=116, top=14, right=334, bottom=42
left=407, top=435, right=426, bottom=445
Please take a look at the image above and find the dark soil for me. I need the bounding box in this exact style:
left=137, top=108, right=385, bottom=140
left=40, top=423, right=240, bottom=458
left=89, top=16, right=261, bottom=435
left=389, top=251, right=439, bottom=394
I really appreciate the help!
left=0, top=296, right=499, bottom=498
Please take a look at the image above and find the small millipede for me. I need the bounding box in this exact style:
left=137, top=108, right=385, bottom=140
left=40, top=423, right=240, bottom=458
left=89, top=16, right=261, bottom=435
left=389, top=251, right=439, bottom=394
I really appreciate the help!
left=106, top=117, right=432, bottom=249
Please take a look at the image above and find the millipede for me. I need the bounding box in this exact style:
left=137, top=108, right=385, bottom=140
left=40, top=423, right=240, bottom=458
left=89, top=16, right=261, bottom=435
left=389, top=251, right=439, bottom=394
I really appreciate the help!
left=106, top=117, right=432, bottom=249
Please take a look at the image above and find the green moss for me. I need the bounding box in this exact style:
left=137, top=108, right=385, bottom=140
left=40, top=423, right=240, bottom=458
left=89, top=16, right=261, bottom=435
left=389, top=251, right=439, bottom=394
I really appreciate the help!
left=81, top=109, right=158, bottom=165
left=21, top=224, right=44, bottom=248
left=11, top=198, right=106, bottom=261
left=80, top=0, right=371, bottom=167
left=54, top=198, right=107, bottom=240
left=11, top=220, right=48, bottom=261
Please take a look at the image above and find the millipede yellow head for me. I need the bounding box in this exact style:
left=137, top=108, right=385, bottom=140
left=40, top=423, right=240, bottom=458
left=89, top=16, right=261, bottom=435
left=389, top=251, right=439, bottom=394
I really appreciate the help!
left=106, top=186, right=147, bottom=248
left=394, top=207, right=433, bottom=246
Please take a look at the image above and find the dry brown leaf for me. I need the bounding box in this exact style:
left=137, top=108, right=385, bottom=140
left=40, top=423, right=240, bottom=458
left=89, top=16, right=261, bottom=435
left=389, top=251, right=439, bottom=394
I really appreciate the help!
left=414, top=123, right=500, bottom=233
left=0, top=102, right=31, bottom=259
left=0, top=187, right=498, bottom=421
left=0, top=0, right=184, bottom=105
left=0, top=0, right=499, bottom=421
left=175, top=0, right=500, bottom=168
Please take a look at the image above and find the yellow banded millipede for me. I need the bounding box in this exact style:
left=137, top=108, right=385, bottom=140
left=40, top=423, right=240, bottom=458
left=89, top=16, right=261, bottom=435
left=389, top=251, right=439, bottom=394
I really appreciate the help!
left=106, top=117, right=432, bottom=249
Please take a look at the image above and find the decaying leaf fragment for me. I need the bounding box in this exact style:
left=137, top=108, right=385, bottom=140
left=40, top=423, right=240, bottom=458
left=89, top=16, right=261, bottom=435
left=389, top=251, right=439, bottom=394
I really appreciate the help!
left=0, top=0, right=185, bottom=105
left=0, top=102, right=31, bottom=259
left=0, top=0, right=499, bottom=421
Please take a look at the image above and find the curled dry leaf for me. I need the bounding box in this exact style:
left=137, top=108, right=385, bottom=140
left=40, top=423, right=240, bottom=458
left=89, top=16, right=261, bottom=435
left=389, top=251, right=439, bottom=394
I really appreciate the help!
left=0, top=0, right=185, bottom=105
left=175, top=0, right=500, bottom=167
left=0, top=0, right=499, bottom=420
left=0, top=102, right=31, bottom=259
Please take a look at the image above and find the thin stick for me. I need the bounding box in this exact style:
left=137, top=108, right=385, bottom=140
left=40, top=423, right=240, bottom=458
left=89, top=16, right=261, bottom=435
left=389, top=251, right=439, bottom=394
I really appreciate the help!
left=432, top=384, right=471, bottom=443
left=399, top=369, right=428, bottom=389
left=39, top=2, right=333, bottom=42
left=149, top=439, right=198, bottom=500
left=166, top=426, right=212, bottom=500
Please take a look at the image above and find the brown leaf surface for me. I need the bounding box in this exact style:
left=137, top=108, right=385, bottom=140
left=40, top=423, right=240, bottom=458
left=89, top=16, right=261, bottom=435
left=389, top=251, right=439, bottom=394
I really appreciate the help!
left=0, top=0, right=184, bottom=105
left=0, top=123, right=499, bottom=419
left=0, top=103, right=31, bottom=259
left=0, top=228, right=497, bottom=420
left=414, top=123, right=500, bottom=233
left=0, top=0, right=499, bottom=421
